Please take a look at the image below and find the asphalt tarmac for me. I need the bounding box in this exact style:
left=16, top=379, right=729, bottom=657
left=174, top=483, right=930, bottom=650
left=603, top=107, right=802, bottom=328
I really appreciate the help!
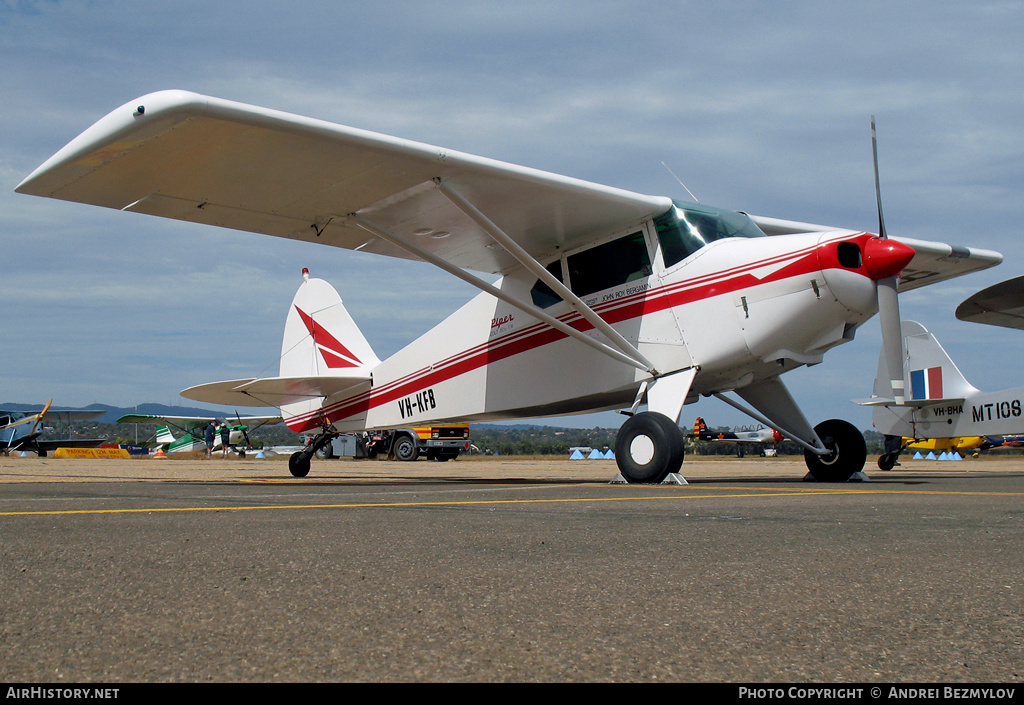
left=1, top=454, right=1022, bottom=683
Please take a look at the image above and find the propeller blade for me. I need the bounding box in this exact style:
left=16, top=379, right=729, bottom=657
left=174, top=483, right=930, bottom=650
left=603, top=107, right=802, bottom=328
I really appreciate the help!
left=871, top=115, right=888, bottom=240
left=871, top=116, right=906, bottom=404
left=236, top=411, right=252, bottom=447
left=28, top=398, right=54, bottom=438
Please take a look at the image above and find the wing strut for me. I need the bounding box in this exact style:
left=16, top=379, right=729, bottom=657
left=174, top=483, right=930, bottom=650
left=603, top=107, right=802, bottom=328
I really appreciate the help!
left=434, top=180, right=659, bottom=376
left=348, top=215, right=652, bottom=373
left=712, top=390, right=828, bottom=457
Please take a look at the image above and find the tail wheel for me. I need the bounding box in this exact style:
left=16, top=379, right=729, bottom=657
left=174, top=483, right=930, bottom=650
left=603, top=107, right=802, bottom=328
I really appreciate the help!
left=614, top=412, right=685, bottom=484
left=288, top=451, right=311, bottom=478
left=877, top=452, right=897, bottom=471
left=393, top=435, right=419, bottom=462
left=804, top=419, right=866, bottom=482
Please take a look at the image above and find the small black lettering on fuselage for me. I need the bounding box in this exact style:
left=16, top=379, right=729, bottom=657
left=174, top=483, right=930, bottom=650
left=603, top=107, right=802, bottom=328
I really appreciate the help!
left=398, top=388, right=437, bottom=419
left=933, top=405, right=963, bottom=417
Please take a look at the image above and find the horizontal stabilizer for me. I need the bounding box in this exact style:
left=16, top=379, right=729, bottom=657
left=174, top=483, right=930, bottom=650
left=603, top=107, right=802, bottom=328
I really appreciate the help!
left=181, top=373, right=371, bottom=408
left=854, top=396, right=965, bottom=408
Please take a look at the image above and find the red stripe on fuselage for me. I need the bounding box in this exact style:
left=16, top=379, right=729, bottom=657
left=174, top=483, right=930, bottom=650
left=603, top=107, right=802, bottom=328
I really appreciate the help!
left=286, top=241, right=838, bottom=431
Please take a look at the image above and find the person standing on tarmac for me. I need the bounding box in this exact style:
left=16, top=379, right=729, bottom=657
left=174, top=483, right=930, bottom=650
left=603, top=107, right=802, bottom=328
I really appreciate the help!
left=205, top=421, right=216, bottom=458
left=220, top=422, right=231, bottom=457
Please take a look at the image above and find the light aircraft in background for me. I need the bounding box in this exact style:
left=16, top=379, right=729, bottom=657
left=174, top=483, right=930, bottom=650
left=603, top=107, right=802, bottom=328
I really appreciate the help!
left=17, top=91, right=1002, bottom=482
left=871, top=274, right=1024, bottom=469
left=1, top=400, right=105, bottom=456
left=691, top=416, right=782, bottom=457
left=117, top=413, right=282, bottom=456
left=904, top=436, right=997, bottom=456
left=880, top=432, right=1024, bottom=466
left=866, top=320, right=1024, bottom=469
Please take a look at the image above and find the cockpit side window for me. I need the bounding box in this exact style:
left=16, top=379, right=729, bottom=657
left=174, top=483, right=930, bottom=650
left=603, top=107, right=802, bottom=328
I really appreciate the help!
left=566, top=231, right=651, bottom=297
left=530, top=259, right=565, bottom=309
left=655, top=201, right=767, bottom=268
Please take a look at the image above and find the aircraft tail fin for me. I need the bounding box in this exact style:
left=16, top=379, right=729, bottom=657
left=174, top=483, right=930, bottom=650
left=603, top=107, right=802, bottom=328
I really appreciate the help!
left=872, top=321, right=977, bottom=403
left=156, top=425, right=176, bottom=445
left=693, top=416, right=709, bottom=438
left=867, top=321, right=979, bottom=437
left=280, top=271, right=381, bottom=379
left=180, top=272, right=377, bottom=427
left=275, top=270, right=380, bottom=429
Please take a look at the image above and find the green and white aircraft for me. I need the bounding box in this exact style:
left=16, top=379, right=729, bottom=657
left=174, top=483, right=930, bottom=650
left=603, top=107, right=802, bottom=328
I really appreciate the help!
left=118, top=413, right=282, bottom=456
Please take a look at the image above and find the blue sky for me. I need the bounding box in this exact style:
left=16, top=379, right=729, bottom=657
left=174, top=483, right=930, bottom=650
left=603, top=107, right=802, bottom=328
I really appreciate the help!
left=2, top=1, right=1022, bottom=430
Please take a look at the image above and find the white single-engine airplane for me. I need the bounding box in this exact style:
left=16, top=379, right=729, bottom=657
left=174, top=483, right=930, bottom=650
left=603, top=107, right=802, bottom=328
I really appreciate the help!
left=16, top=91, right=1002, bottom=481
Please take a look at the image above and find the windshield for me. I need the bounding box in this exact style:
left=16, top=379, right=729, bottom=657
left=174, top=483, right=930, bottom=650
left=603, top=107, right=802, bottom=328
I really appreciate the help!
left=654, top=200, right=766, bottom=268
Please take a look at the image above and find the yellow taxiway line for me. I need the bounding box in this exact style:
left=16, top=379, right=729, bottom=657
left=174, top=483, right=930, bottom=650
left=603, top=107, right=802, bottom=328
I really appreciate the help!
left=2, top=485, right=1021, bottom=518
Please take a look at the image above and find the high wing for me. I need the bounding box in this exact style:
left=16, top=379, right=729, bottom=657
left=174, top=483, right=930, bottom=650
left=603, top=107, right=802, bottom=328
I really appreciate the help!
left=36, top=409, right=105, bottom=423
left=16, top=90, right=671, bottom=275
left=1, top=408, right=104, bottom=425
left=19, top=91, right=999, bottom=286
left=117, top=413, right=283, bottom=427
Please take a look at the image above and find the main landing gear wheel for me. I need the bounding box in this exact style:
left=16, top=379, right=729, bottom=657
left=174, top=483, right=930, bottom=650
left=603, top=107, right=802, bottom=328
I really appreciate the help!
left=804, top=419, right=866, bottom=482
left=614, top=411, right=685, bottom=484
left=288, top=451, right=311, bottom=478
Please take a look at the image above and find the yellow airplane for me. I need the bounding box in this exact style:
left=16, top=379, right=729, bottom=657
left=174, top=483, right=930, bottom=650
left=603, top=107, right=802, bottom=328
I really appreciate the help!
left=879, top=435, right=1000, bottom=469
left=904, top=437, right=989, bottom=454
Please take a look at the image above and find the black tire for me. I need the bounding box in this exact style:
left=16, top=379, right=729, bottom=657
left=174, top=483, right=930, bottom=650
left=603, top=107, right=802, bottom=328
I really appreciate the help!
left=804, top=419, right=866, bottom=482
left=288, top=451, right=311, bottom=478
left=393, top=435, right=419, bottom=462
left=614, top=412, right=685, bottom=484
left=315, top=443, right=334, bottom=460
left=877, top=452, right=897, bottom=471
